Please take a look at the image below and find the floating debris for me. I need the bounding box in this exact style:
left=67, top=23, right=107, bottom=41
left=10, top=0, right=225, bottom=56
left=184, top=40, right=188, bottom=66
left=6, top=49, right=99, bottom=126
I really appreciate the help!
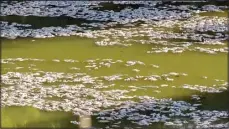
left=1, top=1, right=228, bottom=128
left=97, top=97, right=229, bottom=128
left=132, top=69, right=140, bottom=72
left=1, top=1, right=227, bottom=55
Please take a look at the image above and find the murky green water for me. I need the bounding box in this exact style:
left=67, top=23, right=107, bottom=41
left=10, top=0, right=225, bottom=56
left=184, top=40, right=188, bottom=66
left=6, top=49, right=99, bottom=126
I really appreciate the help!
left=1, top=1, right=228, bottom=129
left=2, top=36, right=228, bottom=128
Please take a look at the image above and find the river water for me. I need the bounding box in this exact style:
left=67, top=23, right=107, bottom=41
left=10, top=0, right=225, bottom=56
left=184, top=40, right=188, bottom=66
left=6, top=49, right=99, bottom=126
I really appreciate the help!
left=1, top=1, right=229, bottom=129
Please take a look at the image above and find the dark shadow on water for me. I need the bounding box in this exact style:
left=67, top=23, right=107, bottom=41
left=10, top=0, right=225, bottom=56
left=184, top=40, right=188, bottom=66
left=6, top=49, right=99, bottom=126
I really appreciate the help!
left=93, top=2, right=145, bottom=12
left=172, top=89, right=229, bottom=111
left=0, top=15, right=103, bottom=29
left=194, top=90, right=229, bottom=111
left=157, top=1, right=229, bottom=7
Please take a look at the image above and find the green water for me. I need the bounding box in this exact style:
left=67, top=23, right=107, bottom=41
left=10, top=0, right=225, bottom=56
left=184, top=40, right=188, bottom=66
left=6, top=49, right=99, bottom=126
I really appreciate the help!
left=1, top=106, right=76, bottom=128
left=1, top=35, right=228, bottom=128
left=1, top=3, right=228, bottom=128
